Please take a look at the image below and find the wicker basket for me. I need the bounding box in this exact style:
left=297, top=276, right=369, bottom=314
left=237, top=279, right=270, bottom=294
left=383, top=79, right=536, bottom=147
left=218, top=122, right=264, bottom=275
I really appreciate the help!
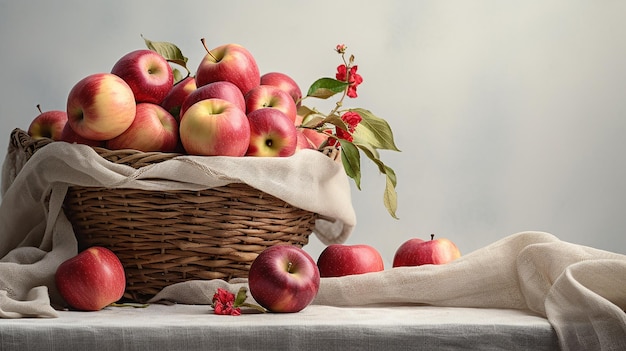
left=11, top=129, right=318, bottom=303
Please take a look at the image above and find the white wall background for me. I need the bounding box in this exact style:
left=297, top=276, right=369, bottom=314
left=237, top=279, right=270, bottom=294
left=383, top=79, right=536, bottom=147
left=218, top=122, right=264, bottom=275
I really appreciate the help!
left=1, top=0, right=625, bottom=267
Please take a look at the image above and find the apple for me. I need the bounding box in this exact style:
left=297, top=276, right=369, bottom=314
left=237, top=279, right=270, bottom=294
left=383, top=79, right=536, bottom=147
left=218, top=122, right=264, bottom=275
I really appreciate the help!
left=107, top=103, right=179, bottom=152
left=246, top=108, right=298, bottom=157
left=294, top=114, right=329, bottom=149
left=260, top=72, right=302, bottom=107
left=60, top=123, right=106, bottom=147
left=295, top=129, right=315, bottom=151
left=160, top=76, right=197, bottom=121
left=316, top=244, right=385, bottom=278
left=248, top=245, right=320, bottom=313
left=245, top=84, right=298, bottom=123
left=195, top=40, right=260, bottom=95
left=111, top=49, right=174, bottom=104
left=180, top=80, right=246, bottom=118
left=55, top=246, right=126, bottom=311
left=66, top=73, right=137, bottom=141
left=392, top=234, right=461, bottom=267
left=27, top=105, right=68, bottom=141
left=179, top=98, right=250, bottom=156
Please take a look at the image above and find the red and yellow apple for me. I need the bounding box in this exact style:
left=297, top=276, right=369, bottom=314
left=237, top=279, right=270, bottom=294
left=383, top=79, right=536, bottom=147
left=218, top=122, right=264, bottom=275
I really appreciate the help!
left=179, top=98, right=250, bottom=156
left=180, top=80, right=246, bottom=118
left=245, top=84, right=297, bottom=123
left=106, top=103, right=179, bottom=152
left=246, top=108, right=297, bottom=157
left=248, top=245, right=320, bottom=313
left=195, top=41, right=260, bottom=96
left=27, top=106, right=68, bottom=141
left=260, top=71, right=302, bottom=107
left=393, top=234, right=461, bottom=267
left=66, top=73, right=136, bottom=141
left=55, top=246, right=126, bottom=311
left=161, top=76, right=197, bottom=121
left=316, top=244, right=385, bottom=277
left=111, top=49, right=174, bottom=104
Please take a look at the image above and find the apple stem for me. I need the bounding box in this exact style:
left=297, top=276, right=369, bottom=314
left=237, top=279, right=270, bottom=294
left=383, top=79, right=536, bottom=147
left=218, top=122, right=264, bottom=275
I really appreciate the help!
left=430, top=234, right=435, bottom=241
left=287, top=261, right=293, bottom=273
left=36, top=104, right=43, bottom=114
left=200, top=38, right=219, bottom=61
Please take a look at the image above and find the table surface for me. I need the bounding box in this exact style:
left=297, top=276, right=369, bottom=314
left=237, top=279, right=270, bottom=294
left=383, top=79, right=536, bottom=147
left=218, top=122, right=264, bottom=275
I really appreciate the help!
left=0, top=304, right=559, bottom=351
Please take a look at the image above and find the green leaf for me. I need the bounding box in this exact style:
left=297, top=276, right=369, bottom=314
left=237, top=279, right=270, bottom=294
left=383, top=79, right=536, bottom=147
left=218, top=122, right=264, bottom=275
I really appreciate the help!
left=321, top=113, right=347, bottom=130
left=383, top=166, right=399, bottom=219
left=234, top=287, right=248, bottom=306
left=354, top=142, right=399, bottom=219
left=340, top=141, right=361, bottom=190
left=306, top=78, right=349, bottom=99
left=350, top=108, right=400, bottom=152
left=142, top=35, right=190, bottom=76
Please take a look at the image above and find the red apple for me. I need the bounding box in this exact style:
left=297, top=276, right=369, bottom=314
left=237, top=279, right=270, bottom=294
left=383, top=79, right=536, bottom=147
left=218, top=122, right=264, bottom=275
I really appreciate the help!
left=60, top=123, right=105, bottom=147
left=393, top=234, right=461, bottom=267
left=248, top=245, right=320, bottom=313
left=161, top=76, right=197, bottom=121
left=294, top=114, right=329, bottom=149
left=260, top=72, right=302, bottom=107
left=179, top=98, right=250, bottom=156
left=180, top=80, right=246, bottom=118
left=246, top=108, right=297, bottom=157
left=27, top=105, right=68, bottom=141
left=107, top=103, right=179, bottom=152
left=295, top=129, right=315, bottom=151
left=66, top=73, right=136, bottom=141
left=55, top=246, right=126, bottom=311
left=195, top=40, right=260, bottom=95
left=316, top=244, right=385, bottom=277
left=245, top=84, right=297, bottom=123
left=111, top=49, right=174, bottom=104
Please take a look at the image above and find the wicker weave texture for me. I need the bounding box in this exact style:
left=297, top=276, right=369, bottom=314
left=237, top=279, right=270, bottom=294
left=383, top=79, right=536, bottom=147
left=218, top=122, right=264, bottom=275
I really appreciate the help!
left=11, top=129, right=317, bottom=302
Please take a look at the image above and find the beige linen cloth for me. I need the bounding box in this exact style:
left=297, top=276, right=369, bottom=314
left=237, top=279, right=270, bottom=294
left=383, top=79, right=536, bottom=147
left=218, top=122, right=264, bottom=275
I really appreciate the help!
left=1, top=137, right=626, bottom=350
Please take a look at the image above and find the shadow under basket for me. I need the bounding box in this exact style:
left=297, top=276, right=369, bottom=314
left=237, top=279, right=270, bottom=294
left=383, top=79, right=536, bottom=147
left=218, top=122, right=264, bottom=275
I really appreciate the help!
left=11, top=128, right=318, bottom=303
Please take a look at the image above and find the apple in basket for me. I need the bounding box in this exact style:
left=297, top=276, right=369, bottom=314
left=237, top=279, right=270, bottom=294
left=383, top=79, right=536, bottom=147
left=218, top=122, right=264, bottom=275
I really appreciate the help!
left=316, top=244, right=385, bottom=277
left=195, top=40, right=260, bottom=96
left=245, top=84, right=298, bottom=123
left=393, top=234, right=461, bottom=267
left=60, top=123, right=106, bottom=147
left=111, top=49, right=174, bottom=104
left=27, top=105, right=68, bottom=141
left=107, top=103, right=179, bottom=152
left=260, top=72, right=303, bottom=107
left=55, top=246, right=126, bottom=311
left=161, top=76, right=197, bottom=121
left=66, top=73, right=137, bottom=141
left=248, top=245, right=320, bottom=313
left=246, top=108, right=298, bottom=157
left=180, top=80, right=246, bottom=118
left=179, top=98, right=250, bottom=156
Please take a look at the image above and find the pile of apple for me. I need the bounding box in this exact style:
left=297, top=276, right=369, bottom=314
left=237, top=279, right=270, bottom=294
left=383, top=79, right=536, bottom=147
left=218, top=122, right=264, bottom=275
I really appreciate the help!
left=55, top=234, right=460, bottom=313
left=27, top=41, right=327, bottom=157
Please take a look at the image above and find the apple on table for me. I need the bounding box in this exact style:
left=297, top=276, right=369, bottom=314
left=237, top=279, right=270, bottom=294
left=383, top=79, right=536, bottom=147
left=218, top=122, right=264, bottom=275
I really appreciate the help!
left=248, top=245, right=320, bottom=313
left=27, top=105, right=68, bottom=141
left=246, top=108, right=298, bottom=157
left=55, top=246, right=126, bottom=311
left=66, top=73, right=137, bottom=141
left=111, top=49, right=174, bottom=104
left=195, top=39, right=260, bottom=96
left=106, top=103, right=179, bottom=152
left=179, top=98, right=250, bottom=156
left=393, top=234, right=461, bottom=267
left=316, top=244, right=384, bottom=277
